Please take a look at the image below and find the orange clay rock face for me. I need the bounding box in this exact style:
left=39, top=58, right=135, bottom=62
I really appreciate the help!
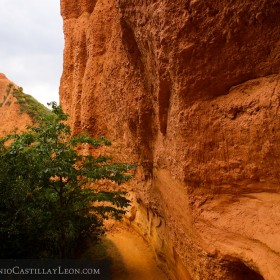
left=0, top=73, right=32, bottom=136
left=60, top=0, right=280, bottom=279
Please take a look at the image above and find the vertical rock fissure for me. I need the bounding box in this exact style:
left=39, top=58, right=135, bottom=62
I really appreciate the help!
left=158, top=78, right=171, bottom=135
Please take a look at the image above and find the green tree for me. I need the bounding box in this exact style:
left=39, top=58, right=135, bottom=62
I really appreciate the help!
left=0, top=102, right=134, bottom=258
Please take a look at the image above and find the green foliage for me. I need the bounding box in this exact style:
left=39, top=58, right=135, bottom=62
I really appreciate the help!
left=5, top=83, right=13, bottom=95
left=2, top=83, right=14, bottom=105
left=12, top=87, right=53, bottom=123
left=0, top=102, right=134, bottom=258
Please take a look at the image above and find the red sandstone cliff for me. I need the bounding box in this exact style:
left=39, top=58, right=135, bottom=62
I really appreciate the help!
left=0, top=73, right=32, bottom=136
left=60, top=1, right=280, bottom=279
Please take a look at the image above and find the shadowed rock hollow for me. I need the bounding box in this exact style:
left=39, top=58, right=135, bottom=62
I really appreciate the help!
left=59, top=0, right=280, bottom=279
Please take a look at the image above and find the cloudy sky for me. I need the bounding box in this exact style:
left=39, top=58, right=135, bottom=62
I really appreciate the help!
left=0, top=0, right=64, bottom=106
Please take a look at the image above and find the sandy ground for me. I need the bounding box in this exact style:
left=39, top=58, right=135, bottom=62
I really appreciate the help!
left=106, top=223, right=167, bottom=280
left=82, top=222, right=167, bottom=280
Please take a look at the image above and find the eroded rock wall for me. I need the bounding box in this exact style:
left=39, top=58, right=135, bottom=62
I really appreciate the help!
left=60, top=1, right=280, bottom=279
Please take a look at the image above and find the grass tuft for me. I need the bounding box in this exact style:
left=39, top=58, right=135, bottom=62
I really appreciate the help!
left=12, top=87, right=54, bottom=123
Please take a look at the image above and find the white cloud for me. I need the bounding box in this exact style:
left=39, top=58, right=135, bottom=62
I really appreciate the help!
left=0, top=0, right=63, bottom=106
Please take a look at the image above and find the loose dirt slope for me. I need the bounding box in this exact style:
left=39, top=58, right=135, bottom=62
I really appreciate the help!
left=0, top=73, right=53, bottom=136
left=0, top=73, right=32, bottom=136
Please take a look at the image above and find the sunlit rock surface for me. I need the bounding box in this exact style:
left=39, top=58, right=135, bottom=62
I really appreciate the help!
left=60, top=1, right=280, bottom=279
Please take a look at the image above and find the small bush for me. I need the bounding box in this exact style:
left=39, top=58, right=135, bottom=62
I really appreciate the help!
left=5, top=83, right=14, bottom=95
left=0, top=103, right=135, bottom=258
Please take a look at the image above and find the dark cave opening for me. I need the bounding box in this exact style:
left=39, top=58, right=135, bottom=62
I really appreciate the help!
left=224, top=259, right=264, bottom=280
